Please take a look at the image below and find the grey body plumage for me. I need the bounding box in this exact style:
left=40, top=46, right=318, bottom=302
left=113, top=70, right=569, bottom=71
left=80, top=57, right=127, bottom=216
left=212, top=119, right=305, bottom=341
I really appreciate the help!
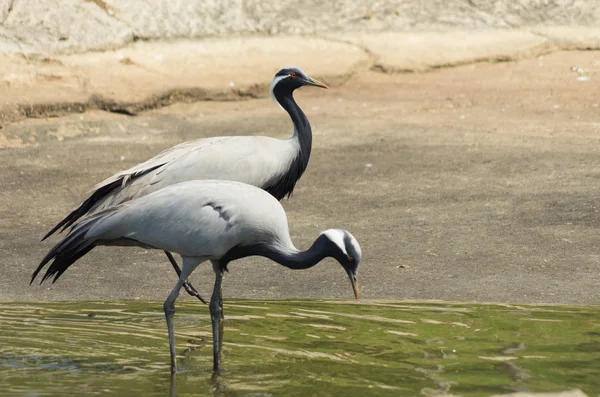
left=41, top=67, right=328, bottom=301
left=33, top=180, right=362, bottom=372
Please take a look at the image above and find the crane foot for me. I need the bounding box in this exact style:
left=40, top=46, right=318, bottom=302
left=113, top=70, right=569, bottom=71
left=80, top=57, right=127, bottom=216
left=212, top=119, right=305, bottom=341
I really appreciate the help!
left=183, top=281, right=208, bottom=304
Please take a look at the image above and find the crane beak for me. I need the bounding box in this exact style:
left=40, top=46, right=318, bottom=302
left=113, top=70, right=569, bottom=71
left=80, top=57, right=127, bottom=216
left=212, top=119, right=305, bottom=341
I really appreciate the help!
left=305, top=76, right=329, bottom=89
left=349, top=275, right=359, bottom=300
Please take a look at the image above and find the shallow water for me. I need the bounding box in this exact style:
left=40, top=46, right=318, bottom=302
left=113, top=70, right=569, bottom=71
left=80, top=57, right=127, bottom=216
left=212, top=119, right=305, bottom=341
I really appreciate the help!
left=1, top=300, right=599, bottom=396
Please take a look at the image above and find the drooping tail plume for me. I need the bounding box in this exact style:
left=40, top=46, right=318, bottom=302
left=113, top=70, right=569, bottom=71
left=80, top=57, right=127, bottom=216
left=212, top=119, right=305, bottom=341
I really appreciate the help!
left=41, top=164, right=164, bottom=241
left=41, top=181, right=121, bottom=241
left=32, top=214, right=105, bottom=284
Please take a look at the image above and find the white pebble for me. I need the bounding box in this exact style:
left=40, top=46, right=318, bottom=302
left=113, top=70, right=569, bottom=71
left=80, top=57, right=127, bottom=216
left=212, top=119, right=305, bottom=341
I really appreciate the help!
left=571, top=66, right=585, bottom=74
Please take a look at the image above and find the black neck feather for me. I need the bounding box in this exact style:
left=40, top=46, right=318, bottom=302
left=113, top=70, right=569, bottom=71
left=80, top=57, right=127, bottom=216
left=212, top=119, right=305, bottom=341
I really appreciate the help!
left=221, top=234, right=331, bottom=271
left=264, top=86, right=312, bottom=200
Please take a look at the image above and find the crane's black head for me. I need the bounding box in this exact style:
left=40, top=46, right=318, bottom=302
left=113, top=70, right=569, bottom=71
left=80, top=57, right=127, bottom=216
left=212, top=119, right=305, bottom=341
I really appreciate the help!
left=319, top=229, right=362, bottom=299
left=270, top=66, right=328, bottom=107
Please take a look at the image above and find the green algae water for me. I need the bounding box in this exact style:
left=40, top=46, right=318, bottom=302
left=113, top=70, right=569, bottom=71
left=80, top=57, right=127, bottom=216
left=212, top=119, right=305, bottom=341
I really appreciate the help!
left=1, top=300, right=599, bottom=397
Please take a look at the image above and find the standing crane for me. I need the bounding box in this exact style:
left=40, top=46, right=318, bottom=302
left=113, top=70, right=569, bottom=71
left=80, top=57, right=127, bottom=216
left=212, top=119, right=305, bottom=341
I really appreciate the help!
left=42, top=67, right=328, bottom=303
left=32, top=180, right=362, bottom=373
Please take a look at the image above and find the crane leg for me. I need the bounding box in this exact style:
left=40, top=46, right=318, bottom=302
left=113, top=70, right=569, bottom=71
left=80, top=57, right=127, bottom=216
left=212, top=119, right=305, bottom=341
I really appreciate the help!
left=163, top=256, right=204, bottom=374
left=165, top=251, right=207, bottom=304
left=164, top=278, right=183, bottom=374
left=209, top=266, right=224, bottom=372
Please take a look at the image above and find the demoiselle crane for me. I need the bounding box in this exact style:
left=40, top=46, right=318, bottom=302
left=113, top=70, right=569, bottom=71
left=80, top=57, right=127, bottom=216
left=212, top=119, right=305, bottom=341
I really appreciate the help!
left=42, top=67, right=328, bottom=302
left=32, top=180, right=362, bottom=373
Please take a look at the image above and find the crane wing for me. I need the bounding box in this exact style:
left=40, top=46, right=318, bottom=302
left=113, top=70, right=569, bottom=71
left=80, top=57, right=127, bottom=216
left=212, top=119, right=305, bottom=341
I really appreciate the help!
left=33, top=180, right=287, bottom=284
left=89, top=137, right=231, bottom=192
left=43, top=136, right=292, bottom=240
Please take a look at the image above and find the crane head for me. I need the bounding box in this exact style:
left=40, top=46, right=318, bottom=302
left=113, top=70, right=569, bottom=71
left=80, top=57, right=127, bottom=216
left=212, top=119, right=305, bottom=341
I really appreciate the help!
left=270, top=66, right=328, bottom=109
left=320, top=229, right=362, bottom=300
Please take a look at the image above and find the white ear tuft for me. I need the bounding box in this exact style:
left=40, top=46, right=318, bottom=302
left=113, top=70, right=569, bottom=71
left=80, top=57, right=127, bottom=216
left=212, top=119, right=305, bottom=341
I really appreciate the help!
left=269, top=74, right=288, bottom=111
left=347, top=232, right=362, bottom=259
left=321, top=229, right=348, bottom=256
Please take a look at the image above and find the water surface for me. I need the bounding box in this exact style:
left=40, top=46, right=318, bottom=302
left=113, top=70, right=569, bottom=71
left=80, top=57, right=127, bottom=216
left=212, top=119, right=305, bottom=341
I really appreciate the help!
left=1, top=300, right=599, bottom=396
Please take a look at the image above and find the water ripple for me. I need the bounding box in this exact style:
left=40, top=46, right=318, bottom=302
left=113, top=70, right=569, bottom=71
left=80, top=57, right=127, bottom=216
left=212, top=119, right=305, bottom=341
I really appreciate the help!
left=0, top=300, right=598, bottom=397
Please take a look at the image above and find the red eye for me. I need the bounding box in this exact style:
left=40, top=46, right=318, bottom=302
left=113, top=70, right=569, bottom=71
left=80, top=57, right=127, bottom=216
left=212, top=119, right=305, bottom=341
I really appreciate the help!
left=290, top=72, right=297, bottom=79
left=348, top=256, right=353, bottom=262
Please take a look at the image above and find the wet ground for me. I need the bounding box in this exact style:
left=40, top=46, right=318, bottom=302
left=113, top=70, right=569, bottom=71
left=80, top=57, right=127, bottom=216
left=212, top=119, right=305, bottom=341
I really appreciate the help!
left=1, top=50, right=600, bottom=303
left=2, top=300, right=599, bottom=396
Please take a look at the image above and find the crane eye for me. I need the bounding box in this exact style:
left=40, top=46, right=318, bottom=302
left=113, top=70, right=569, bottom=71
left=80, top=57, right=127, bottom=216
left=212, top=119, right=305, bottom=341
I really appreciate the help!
left=348, top=256, right=354, bottom=262
left=290, top=72, right=297, bottom=79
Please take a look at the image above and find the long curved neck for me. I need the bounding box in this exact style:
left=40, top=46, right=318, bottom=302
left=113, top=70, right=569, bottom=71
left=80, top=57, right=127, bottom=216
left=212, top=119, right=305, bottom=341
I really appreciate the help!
left=274, top=88, right=312, bottom=169
left=265, top=87, right=313, bottom=200
left=276, top=87, right=311, bottom=134
left=266, top=235, right=329, bottom=270
left=228, top=234, right=330, bottom=270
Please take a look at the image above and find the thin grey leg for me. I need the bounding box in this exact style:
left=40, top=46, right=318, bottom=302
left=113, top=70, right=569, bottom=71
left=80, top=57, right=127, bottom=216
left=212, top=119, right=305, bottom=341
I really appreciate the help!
left=218, top=277, right=224, bottom=360
left=219, top=275, right=224, bottom=340
left=164, top=279, right=183, bottom=373
left=169, top=373, right=176, bottom=397
left=165, top=251, right=207, bottom=304
left=163, top=256, right=204, bottom=374
left=210, top=266, right=224, bottom=372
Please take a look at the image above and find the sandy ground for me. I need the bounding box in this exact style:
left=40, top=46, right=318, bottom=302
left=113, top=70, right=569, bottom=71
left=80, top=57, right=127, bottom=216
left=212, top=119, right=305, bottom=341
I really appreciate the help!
left=1, top=50, right=600, bottom=304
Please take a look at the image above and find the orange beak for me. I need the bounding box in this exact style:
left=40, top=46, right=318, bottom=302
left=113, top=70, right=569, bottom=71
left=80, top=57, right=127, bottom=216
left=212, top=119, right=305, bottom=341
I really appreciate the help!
left=305, top=76, right=329, bottom=89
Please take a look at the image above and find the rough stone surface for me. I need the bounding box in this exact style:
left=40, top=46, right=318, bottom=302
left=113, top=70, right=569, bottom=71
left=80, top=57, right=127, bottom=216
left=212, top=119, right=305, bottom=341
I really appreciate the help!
left=0, top=36, right=367, bottom=126
left=104, top=0, right=600, bottom=39
left=533, top=26, right=600, bottom=50
left=0, top=0, right=599, bottom=54
left=103, top=0, right=250, bottom=39
left=327, top=30, right=551, bottom=72
left=0, top=0, right=598, bottom=129
left=0, top=0, right=12, bottom=23
left=0, top=0, right=133, bottom=54
left=55, top=37, right=367, bottom=101
left=2, top=27, right=600, bottom=127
